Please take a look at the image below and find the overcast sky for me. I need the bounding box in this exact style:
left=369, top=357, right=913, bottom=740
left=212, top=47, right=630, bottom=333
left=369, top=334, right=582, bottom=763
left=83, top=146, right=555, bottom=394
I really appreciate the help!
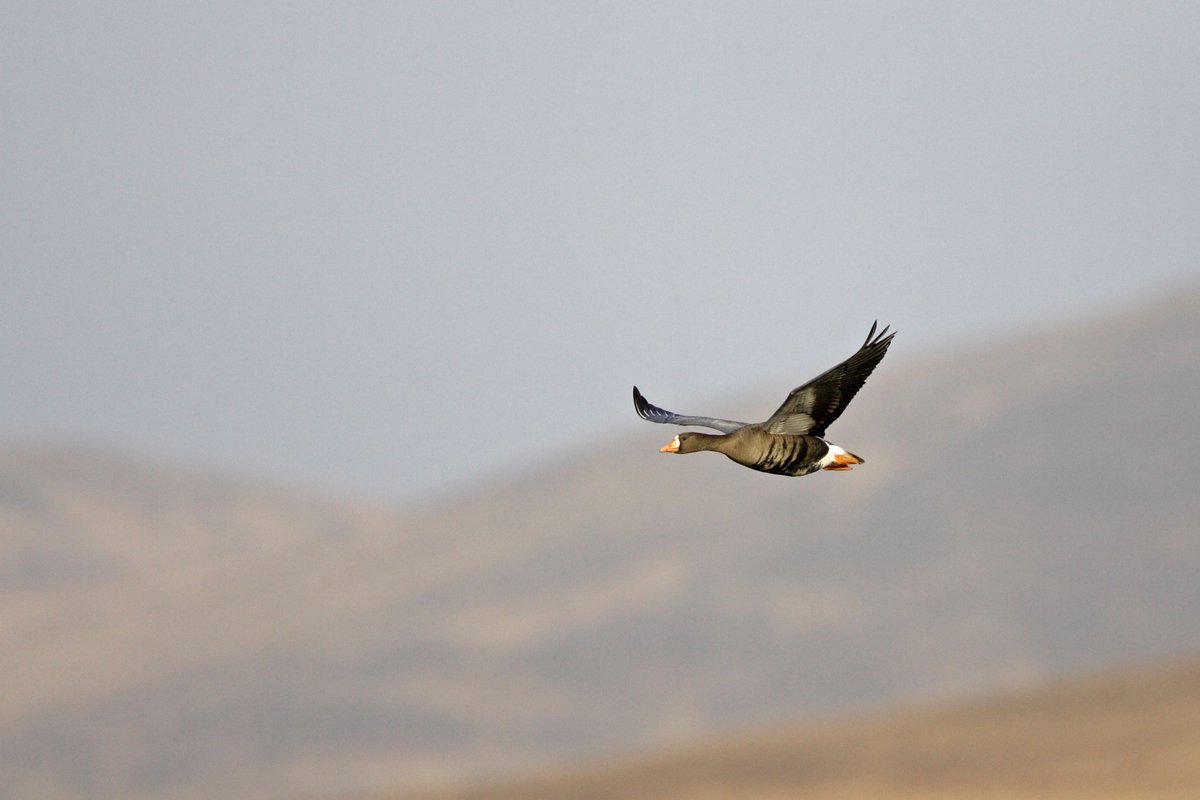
left=3, top=2, right=1198, bottom=504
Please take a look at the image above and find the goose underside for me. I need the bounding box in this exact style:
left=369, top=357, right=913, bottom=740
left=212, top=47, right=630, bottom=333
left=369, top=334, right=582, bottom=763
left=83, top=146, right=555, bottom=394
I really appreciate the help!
left=743, top=435, right=829, bottom=477
left=737, top=437, right=864, bottom=477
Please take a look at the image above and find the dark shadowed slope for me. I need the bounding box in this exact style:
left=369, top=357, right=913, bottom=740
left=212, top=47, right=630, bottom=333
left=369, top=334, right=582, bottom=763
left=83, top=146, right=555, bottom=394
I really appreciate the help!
left=1, top=288, right=1198, bottom=800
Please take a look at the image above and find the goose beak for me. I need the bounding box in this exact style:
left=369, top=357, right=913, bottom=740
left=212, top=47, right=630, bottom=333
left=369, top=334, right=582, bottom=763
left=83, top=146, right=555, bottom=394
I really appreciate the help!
left=660, top=435, right=680, bottom=453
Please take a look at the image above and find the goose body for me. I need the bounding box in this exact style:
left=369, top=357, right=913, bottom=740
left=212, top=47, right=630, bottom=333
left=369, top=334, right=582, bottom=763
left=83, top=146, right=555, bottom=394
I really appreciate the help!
left=634, top=322, right=895, bottom=477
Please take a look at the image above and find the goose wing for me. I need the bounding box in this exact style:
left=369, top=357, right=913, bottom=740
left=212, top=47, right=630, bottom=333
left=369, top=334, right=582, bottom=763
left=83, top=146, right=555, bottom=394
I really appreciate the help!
left=761, top=321, right=896, bottom=437
left=632, top=386, right=747, bottom=434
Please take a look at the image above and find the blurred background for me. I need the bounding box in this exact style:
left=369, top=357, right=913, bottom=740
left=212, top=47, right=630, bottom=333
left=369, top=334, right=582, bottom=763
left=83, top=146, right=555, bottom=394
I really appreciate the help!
left=2, top=2, right=1199, bottom=799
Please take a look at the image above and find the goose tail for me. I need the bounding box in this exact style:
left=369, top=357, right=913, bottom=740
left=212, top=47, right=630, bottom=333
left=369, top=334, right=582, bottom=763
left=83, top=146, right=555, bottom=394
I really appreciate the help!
left=821, top=444, right=864, bottom=471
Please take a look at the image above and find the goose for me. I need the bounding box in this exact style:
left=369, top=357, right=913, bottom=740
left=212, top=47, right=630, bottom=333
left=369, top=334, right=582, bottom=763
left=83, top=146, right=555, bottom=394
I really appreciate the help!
left=633, top=322, right=895, bottom=477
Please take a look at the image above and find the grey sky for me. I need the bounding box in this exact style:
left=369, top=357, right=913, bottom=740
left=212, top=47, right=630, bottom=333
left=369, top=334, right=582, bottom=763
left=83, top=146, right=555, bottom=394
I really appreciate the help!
left=3, top=2, right=1198, bottom=503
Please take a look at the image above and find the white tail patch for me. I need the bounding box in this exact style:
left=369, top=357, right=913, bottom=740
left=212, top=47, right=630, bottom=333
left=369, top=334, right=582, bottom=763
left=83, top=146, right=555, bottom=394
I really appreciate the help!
left=820, top=442, right=863, bottom=470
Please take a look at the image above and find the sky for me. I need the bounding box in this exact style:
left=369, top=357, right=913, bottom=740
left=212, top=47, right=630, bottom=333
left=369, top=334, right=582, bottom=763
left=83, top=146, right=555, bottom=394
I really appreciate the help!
left=3, top=2, right=1199, bottom=504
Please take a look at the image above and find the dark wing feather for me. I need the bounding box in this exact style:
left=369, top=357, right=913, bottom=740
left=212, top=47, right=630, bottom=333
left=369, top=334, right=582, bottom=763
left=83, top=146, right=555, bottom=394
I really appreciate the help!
left=632, top=386, right=748, bottom=434
left=761, top=322, right=896, bottom=437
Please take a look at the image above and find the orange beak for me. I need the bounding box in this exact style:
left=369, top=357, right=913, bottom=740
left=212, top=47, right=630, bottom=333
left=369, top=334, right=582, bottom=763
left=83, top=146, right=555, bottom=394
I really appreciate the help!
left=659, top=435, right=680, bottom=453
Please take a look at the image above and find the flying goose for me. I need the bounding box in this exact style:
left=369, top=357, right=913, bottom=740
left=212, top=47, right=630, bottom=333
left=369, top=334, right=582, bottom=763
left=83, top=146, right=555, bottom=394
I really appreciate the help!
left=633, top=322, right=895, bottom=477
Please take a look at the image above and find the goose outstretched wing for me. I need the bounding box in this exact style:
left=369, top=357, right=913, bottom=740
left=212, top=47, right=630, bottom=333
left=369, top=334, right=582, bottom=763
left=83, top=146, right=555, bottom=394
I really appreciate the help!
left=632, top=386, right=747, bottom=434
left=761, top=322, right=896, bottom=437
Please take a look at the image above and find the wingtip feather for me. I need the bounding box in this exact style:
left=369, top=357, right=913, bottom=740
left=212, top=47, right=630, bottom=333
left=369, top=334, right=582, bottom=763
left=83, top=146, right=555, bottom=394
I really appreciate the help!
left=864, top=320, right=878, bottom=347
left=632, top=385, right=655, bottom=421
left=865, top=321, right=896, bottom=349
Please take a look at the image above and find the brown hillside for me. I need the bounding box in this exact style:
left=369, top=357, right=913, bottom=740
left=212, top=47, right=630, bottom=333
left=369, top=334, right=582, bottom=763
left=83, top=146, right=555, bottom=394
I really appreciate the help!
left=1, top=288, right=1198, bottom=799
left=397, top=657, right=1200, bottom=800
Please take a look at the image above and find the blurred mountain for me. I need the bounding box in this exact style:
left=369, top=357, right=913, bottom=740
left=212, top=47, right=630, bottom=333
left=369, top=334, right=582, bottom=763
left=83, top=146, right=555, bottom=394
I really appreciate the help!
left=1, top=287, right=1198, bottom=800
left=396, top=656, right=1200, bottom=800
